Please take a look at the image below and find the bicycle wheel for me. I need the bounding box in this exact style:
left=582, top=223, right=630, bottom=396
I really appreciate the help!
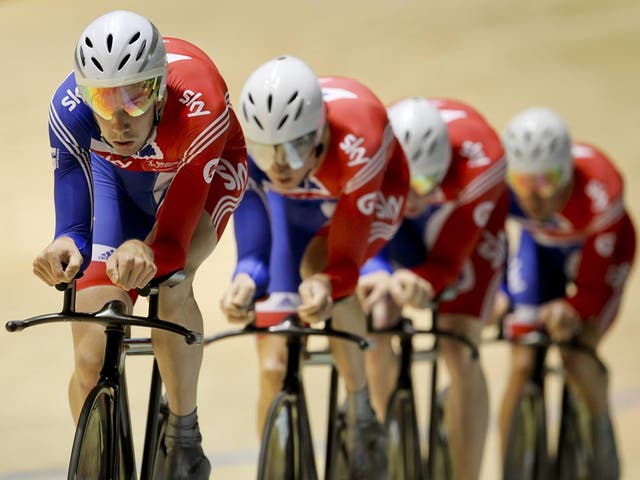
left=150, top=398, right=170, bottom=480
left=325, top=407, right=350, bottom=480
left=555, top=387, right=591, bottom=480
left=257, top=392, right=298, bottom=480
left=427, top=387, right=452, bottom=480
left=386, top=389, right=422, bottom=479
left=68, top=385, right=116, bottom=480
left=503, top=383, right=548, bottom=480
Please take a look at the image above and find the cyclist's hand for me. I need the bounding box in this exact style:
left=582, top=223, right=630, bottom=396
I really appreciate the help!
left=539, top=299, right=581, bottom=342
left=389, top=269, right=434, bottom=309
left=220, top=273, right=256, bottom=324
left=298, top=273, right=333, bottom=324
left=357, top=271, right=400, bottom=329
left=33, top=236, right=83, bottom=286
left=106, top=239, right=157, bottom=290
left=357, top=271, right=391, bottom=313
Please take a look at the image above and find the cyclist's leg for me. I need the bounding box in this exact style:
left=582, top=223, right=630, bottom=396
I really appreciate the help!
left=498, top=343, right=537, bottom=456
left=364, top=332, right=397, bottom=421
left=499, top=227, right=568, bottom=458
left=437, top=312, right=486, bottom=480
left=303, top=237, right=387, bottom=478
left=252, top=193, right=324, bottom=437
left=153, top=154, right=246, bottom=477
left=69, top=153, right=150, bottom=422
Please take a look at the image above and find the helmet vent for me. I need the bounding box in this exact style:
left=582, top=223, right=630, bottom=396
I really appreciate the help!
left=248, top=93, right=255, bottom=105
left=242, top=103, right=249, bottom=122
left=287, top=91, right=298, bottom=104
left=91, top=57, right=104, bottom=72
left=404, top=131, right=411, bottom=144
left=252, top=116, right=264, bottom=130
left=84, top=37, right=93, bottom=48
left=428, top=141, right=437, bottom=155
left=129, top=32, right=141, bottom=44
left=294, top=102, right=304, bottom=120
left=267, top=94, right=273, bottom=113
left=277, top=115, right=289, bottom=130
left=135, top=40, right=147, bottom=61
left=79, top=48, right=86, bottom=67
left=118, top=54, right=131, bottom=71
left=549, top=137, right=558, bottom=152
left=412, top=149, right=422, bottom=162
left=106, top=34, right=113, bottom=53
left=423, top=128, right=432, bottom=140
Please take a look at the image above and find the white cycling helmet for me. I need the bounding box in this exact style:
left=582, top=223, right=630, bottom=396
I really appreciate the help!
left=502, top=107, right=573, bottom=186
left=388, top=97, right=451, bottom=195
left=74, top=10, right=167, bottom=94
left=239, top=55, right=325, bottom=146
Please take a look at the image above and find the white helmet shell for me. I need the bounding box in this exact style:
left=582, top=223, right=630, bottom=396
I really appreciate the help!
left=239, top=56, right=325, bottom=145
left=502, top=107, right=573, bottom=184
left=387, top=97, right=452, bottom=183
left=74, top=10, right=167, bottom=92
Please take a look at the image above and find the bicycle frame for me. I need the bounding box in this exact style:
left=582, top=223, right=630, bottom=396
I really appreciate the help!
left=6, top=271, right=199, bottom=480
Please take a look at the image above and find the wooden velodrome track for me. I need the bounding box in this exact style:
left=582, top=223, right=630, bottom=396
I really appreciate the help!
left=1, top=0, right=638, bottom=478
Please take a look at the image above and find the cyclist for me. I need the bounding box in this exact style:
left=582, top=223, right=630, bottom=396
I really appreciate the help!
left=357, top=97, right=508, bottom=480
left=219, top=55, right=409, bottom=479
left=32, top=10, right=247, bottom=478
left=496, top=107, right=636, bottom=479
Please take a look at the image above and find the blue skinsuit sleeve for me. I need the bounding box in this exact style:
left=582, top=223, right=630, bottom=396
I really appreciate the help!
left=232, top=163, right=271, bottom=299
left=48, top=73, right=95, bottom=271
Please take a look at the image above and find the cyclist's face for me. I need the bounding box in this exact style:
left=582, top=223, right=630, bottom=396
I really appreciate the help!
left=404, top=187, right=440, bottom=218
left=514, top=181, right=572, bottom=220
left=264, top=151, right=316, bottom=191
left=93, top=105, right=156, bottom=157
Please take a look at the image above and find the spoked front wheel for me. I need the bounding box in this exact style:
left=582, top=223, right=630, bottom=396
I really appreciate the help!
left=68, top=386, right=117, bottom=480
left=386, top=389, right=422, bottom=479
left=503, top=383, right=548, bottom=480
left=257, top=392, right=317, bottom=480
left=427, top=387, right=453, bottom=480
left=555, top=387, right=591, bottom=480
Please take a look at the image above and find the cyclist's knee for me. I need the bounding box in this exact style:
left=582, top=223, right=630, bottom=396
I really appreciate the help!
left=259, top=357, right=286, bottom=391
left=73, top=347, right=103, bottom=389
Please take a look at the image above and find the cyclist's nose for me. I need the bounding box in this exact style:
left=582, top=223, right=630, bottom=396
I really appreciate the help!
left=110, top=109, right=131, bottom=132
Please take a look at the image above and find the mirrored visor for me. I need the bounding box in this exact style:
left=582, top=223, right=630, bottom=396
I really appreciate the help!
left=507, top=168, right=564, bottom=199
left=246, top=130, right=317, bottom=172
left=79, top=76, right=162, bottom=120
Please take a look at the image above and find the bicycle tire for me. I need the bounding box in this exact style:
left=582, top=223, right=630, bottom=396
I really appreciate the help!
left=427, top=387, right=452, bottom=480
left=555, top=388, right=591, bottom=480
left=68, top=385, right=116, bottom=480
left=325, top=407, right=350, bottom=480
left=503, top=383, right=548, bottom=480
left=386, top=389, right=422, bottom=480
left=257, top=392, right=298, bottom=480
left=150, top=398, right=170, bottom=480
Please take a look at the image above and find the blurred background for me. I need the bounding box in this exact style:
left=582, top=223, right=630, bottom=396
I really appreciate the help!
left=0, top=0, right=638, bottom=478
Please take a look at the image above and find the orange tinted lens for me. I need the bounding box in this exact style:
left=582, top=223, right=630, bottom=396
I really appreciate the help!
left=80, top=78, right=159, bottom=120
left=508, top=170, right=563, bottom=198
left=410, top=174, right=438, bottom=196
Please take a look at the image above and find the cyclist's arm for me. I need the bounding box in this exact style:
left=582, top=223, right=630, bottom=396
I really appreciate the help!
left=149, top=98, right=234, bottom=277
left=411, top=179, right=506, bottom=295
left=232, top=171, right=271, bottom=299
left=48, top=82, right=95, bottom=272
left=566, top=210, right=632, bottom=321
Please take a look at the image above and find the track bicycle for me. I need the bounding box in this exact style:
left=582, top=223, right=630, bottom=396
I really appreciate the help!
left=203, top=314, right=369, bottom=480
left=501, top=330, right=608, bottom=480
left=324, top=290, right=478, bottom=480
left=6, top=270, right=201, bottom=480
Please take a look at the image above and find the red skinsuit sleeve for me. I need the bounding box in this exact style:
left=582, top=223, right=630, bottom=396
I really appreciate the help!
left=411, top=175, right=505, bottom=294
left=150, top=95, right=230, bottom=277
left=411, top=114, right=506, bottom=295
left=566, top=209, right=628, bottom=320
left=324, top=122, right=397, bottom=299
